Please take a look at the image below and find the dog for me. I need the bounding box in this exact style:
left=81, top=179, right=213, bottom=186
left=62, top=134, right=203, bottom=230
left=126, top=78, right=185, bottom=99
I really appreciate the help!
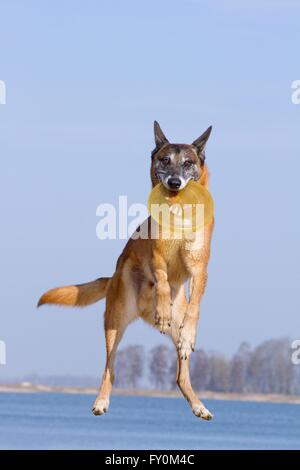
left=38, top=121, right=214, bottom=420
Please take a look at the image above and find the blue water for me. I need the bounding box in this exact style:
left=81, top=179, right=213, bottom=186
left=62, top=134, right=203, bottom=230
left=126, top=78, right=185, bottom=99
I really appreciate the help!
left=0, top=393, right=299, bottom=449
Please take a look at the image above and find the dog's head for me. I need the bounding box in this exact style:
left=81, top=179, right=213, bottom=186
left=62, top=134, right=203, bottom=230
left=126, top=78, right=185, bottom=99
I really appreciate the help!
left=151, top=121, right=212, bottom=191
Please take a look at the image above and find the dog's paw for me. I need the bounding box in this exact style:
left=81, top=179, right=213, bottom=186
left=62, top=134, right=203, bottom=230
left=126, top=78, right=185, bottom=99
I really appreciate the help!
left=192, top=404, right=213, bottom=421
left=92, top=398, right=109, bottom=416
left=155, top=307, right=171, bottom=334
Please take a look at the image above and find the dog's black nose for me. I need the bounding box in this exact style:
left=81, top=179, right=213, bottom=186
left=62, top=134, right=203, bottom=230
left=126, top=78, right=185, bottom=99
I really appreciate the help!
left=168, top=177, right=181, bottom=190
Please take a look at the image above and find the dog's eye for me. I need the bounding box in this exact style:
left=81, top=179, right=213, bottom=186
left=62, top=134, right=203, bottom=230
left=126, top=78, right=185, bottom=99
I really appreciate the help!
left=161, top=157, right=170, bottom=165
left=183, top=160, right=193, bottom=168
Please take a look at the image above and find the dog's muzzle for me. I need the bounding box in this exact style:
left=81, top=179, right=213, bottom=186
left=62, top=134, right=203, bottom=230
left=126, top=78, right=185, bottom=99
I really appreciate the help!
left=167, top=177, right=182, bottom=190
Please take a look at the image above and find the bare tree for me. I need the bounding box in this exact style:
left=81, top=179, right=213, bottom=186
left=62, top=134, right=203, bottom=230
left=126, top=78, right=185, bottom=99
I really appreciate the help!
left=206, top=352, right=230, bottom=392
left=149, top=345, right=171, bottom=389
left=115, top=345, right=144, bottom=388
left=229, top=342, right=251, bottom=392
left=168, top=350, right=178, bottom=390
left=292, top=361, right=300, bottom=395
left=190, top=349, right=210, bottom=391
left=248, top=338, right=294, bottom=394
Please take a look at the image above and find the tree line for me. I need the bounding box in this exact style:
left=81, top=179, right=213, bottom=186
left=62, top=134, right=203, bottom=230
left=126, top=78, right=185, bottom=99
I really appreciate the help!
left=114, top=338, right=300, bottom=395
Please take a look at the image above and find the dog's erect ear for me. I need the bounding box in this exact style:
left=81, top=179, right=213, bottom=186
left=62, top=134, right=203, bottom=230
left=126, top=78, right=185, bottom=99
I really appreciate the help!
left=154, top=121, right=169, bottom=149
left=192, top=126, right=212, bottom=159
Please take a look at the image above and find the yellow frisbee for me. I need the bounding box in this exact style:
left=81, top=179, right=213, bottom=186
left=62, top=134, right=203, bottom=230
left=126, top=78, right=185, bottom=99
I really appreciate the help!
left=148, top=180, right=214, bottom=232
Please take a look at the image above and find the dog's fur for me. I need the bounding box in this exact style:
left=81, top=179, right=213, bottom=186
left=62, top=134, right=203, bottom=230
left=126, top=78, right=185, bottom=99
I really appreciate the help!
left=38, top=122, right=214, bottom=420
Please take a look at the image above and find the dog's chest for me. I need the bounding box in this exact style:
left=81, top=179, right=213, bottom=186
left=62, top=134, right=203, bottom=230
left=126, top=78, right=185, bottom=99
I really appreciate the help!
left=159, top=236, right=204, bottom=277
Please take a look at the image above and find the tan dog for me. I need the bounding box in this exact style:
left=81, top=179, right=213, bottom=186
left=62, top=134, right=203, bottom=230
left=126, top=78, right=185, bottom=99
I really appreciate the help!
left=38, top=122, right=214, bottom=420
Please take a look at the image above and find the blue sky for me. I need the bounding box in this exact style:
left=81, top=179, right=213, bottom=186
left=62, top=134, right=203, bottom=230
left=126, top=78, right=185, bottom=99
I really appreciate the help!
left=0, top=0, right=299, bottom=378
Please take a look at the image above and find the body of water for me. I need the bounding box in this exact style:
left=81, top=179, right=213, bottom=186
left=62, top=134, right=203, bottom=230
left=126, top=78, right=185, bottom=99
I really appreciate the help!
left=0, top=393, right=299, bottom=449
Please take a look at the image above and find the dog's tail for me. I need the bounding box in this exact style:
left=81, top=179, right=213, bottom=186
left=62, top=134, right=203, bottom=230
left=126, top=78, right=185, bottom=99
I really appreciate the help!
left=37, top=277, right=110, bottom=308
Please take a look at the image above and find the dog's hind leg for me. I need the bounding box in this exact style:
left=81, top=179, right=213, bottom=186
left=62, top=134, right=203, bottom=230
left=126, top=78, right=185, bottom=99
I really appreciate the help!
left=92, top=276, right=137, bottom=416
left=169, top=285, right=213, bottom=421
left=175, top=351, right=213, bottom=420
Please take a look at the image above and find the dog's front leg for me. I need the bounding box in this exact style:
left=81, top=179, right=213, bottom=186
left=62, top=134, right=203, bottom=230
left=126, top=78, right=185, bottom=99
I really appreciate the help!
left=152, top=249, right=171, bottom=333
left=178, top=265, right=208, bottom=359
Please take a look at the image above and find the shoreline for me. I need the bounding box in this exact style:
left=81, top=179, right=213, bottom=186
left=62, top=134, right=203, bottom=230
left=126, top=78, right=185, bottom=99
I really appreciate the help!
left=1, top=384, right=300, bottom=405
